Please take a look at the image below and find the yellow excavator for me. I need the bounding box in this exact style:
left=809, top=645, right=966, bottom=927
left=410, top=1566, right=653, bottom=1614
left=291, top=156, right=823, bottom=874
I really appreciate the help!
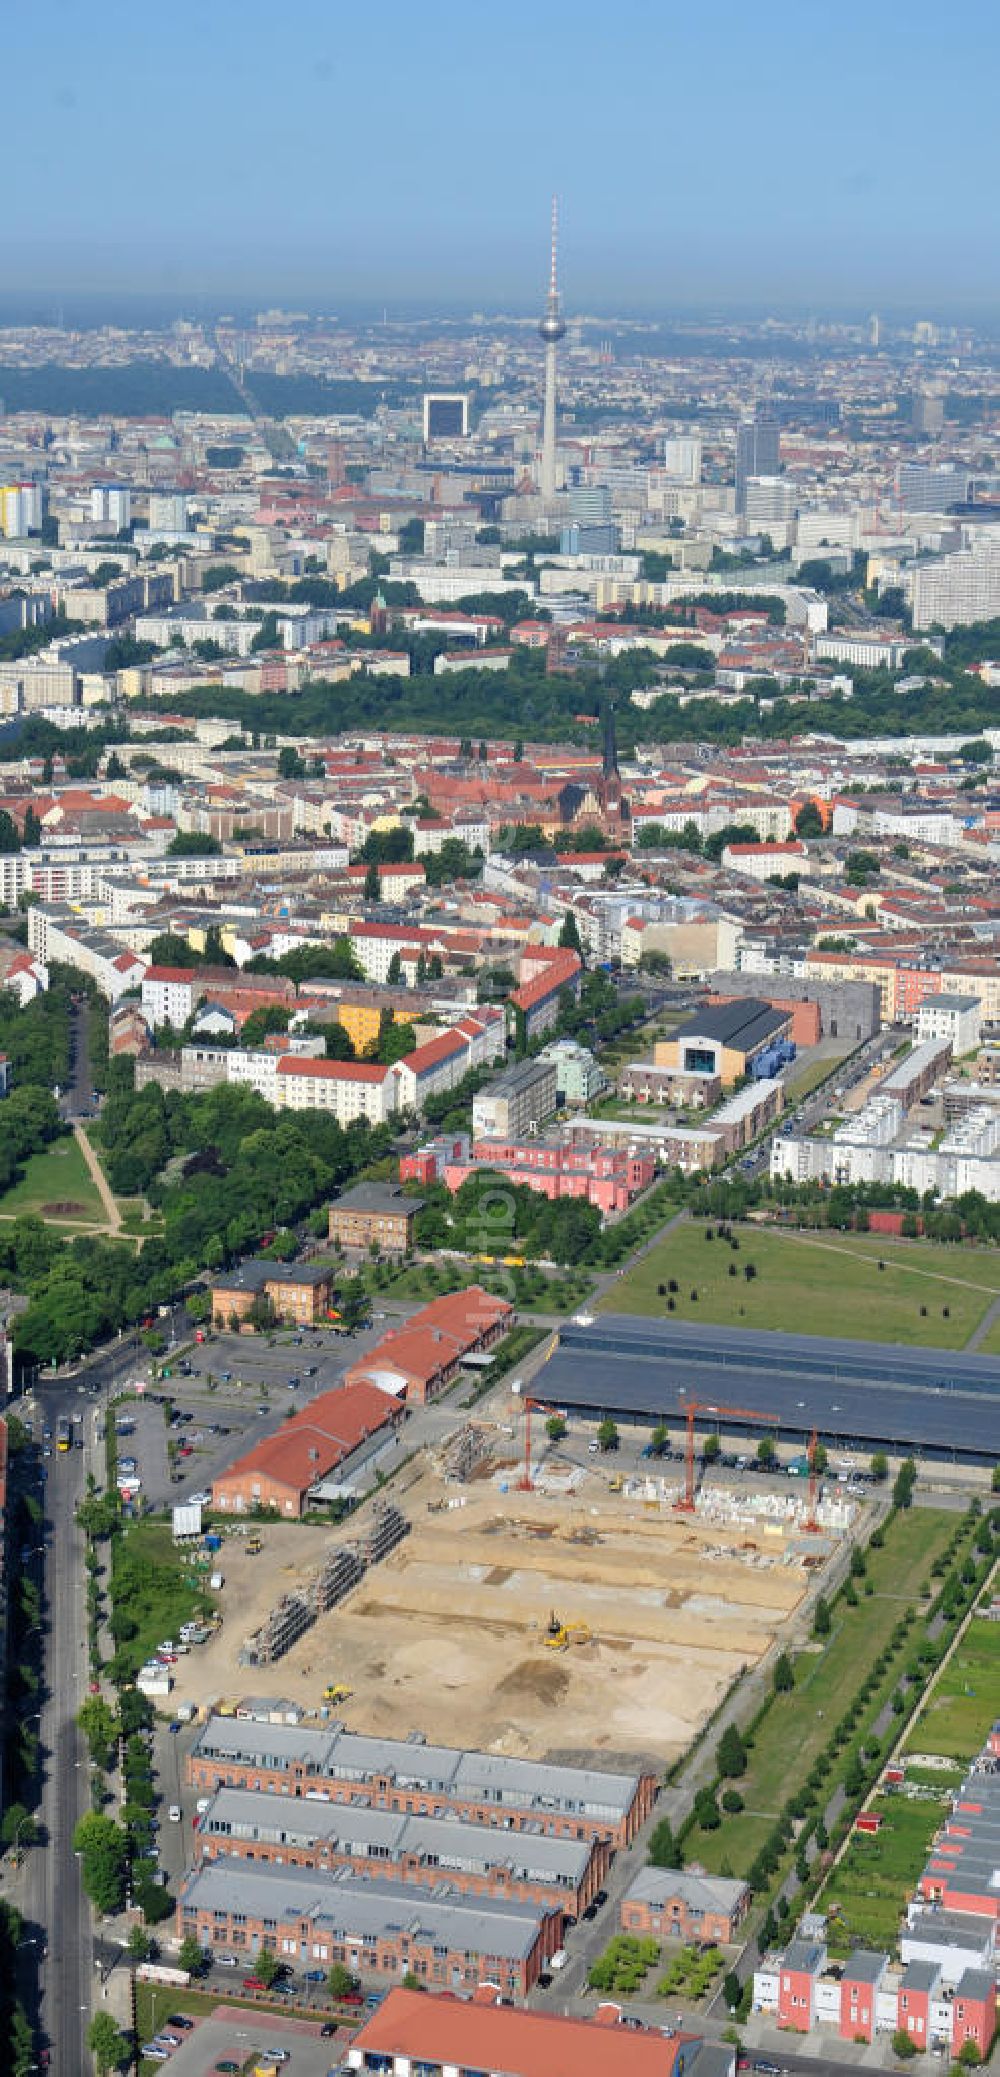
left=544, top=1611, right=593, bottom=1651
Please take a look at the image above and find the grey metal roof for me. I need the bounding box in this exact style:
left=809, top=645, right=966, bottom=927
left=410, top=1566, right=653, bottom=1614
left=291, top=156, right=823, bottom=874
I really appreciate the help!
left=540, top=1315, right=999, bottom=1459
left=956, top=1968, right=995, bottom=2001
left=672, top=998, right=787, bottom=1051
left=192, top=1717, right=643, bottom=1818
left=783, top=1937, right=826, bottom=1974
left=178, top=1856, right=550, bottom=1958
left=625, top=1867, right=747, bottom=1914
left=900, top=1960, right=941, bottom=1991
left=200, top=1788, right=591, bottom=1884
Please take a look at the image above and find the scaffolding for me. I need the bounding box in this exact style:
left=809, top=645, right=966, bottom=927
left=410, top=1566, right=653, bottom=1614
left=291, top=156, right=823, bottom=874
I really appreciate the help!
left=314, top=1546, right=364, bottom=1614
left=440, top=1423, right=492, bottom=1485
left=357, top=1501, right=408, bottom=1568
left=238, top=1506, right=409, bottom=1666
left=240, top=1590, right=314, bottom=1668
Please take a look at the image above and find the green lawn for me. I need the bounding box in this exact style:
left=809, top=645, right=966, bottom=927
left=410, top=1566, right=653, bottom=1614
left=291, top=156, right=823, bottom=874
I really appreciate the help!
left=691, top=1508, right=957, bottom=1877
left=601, top=1218, right=1000, bottom=1347
left=905, top=1614, right=1000, bottom=1761
left=824, top=1792, right=947, bottom=1957
left=0, top=1134, right=106, bottom=1225
left=782, top=1053, right=849, bottom=1101
left=112, top=1517, right=215, bottom=1673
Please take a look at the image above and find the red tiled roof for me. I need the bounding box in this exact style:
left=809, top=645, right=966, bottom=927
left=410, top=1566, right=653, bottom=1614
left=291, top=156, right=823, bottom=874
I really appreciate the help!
left=350, top=1989, right=684, bottom=2077
left=399, top=1030, right=467, bottom=1076
left=212, top=1382, right=396, bottom=1500
left=276, top=1057, right=389, bottom=1083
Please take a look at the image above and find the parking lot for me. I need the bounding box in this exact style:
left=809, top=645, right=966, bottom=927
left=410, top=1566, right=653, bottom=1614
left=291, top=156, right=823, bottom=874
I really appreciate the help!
left=137, top=2006, right=347, bottom=2075
left=112, top=1317, right=389, bottom=1510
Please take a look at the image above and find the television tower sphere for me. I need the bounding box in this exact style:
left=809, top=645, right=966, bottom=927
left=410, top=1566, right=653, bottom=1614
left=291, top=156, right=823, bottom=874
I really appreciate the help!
left=539, top=308, right=566, bottom=343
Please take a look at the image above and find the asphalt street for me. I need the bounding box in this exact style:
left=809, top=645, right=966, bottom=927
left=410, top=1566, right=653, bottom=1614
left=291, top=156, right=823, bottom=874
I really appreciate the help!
left=24, top=1424, right=91, bottom=2071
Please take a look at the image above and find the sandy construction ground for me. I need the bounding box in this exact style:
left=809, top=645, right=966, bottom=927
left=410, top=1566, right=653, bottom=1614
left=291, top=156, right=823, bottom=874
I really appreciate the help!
left=170, top=1454, right=812, bottom=1765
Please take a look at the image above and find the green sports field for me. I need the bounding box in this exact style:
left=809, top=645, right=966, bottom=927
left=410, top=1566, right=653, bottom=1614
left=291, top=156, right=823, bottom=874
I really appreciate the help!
left=601, top=1217, right=1000, bottom=1347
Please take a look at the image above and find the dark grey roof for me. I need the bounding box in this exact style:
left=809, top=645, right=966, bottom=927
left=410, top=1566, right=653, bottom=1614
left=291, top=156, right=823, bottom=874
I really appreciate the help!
left=540, top=1315, right=1000, bottom=1460
left=331, top=1183, right=423, bottom=1217
left=212, top=1257, right=331, bottom=1293
left=672, top=998, right=787, bottom=1053
left=178, top=1857, right=550, bottom=1958
left=900, top=1960, right=941, bottom=1991
left=844, top=1949, right=887, bottom=1984
left=956, top=1968, right=995, bottom=2001
left=199, top=1788, right=590, bottom=1883
left=784, top=1937, right=825, bottom=1974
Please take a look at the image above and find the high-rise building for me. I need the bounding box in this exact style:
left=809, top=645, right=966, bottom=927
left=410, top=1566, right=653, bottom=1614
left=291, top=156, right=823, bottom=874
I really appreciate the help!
left=735, top=408, right=780, bottom=514
left=663, top=436, right=702, bottom=484
left=538, top=197, right=567, bottom=505
left=568, top=484, right=612, bottom=524
left=911, top=392, right=945, bottom=436
left=911, top=535, right=1000, bottom=631
left=560, top=521, right=618, bottom=555
left=745, top=477, right=796, bottom=526
left=897, top=462, right=970, bottom=512
left=147, top=490, right=189, bottom=531
left=422, top=394, right=469, bottom=442
left=0, top=483, right=43, bottom=537
left=91, top=483, right=131, bottom=530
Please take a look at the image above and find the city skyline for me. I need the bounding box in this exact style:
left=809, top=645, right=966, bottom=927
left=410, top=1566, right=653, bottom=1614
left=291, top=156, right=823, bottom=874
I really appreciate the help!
left=3, top=0, right=999, bottom=311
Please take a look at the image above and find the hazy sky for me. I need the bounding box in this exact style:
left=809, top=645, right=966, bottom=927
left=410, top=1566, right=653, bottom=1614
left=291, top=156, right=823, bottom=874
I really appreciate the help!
left=4, top=0, right=999, bottom=315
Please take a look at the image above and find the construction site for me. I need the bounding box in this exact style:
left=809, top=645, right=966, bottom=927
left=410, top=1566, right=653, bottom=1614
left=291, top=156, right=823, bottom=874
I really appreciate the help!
left=167, top=1418, right=850, bottom=1765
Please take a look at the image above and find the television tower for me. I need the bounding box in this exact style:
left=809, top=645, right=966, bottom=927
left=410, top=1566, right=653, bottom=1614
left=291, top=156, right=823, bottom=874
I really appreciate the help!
left=538, top=196, right=566, bottom=505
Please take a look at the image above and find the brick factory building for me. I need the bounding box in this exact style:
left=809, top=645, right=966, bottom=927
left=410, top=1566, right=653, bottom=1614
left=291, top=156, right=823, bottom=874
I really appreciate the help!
left=344, top=1285, right=513, bottom=1405
left=194, top=1786, right=608, bottom=1917
left=176, top=1858, right=562, bottom=1998
left=186, top=1716, right=656, bottom=1850
left=621, top=1866, right=750, bottom=1945
left=210, top=1382, right=401, bottom=1518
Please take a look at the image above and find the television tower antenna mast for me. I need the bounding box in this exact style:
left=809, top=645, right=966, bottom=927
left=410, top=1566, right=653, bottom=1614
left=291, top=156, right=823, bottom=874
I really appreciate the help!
left=538, top=195, right=566, bottom=506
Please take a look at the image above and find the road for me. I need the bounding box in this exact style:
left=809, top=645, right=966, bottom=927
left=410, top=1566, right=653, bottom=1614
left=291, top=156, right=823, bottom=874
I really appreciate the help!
left=62, top=994, right=95, bottom=1122
left=23, top=1418, right=92, bottom=2070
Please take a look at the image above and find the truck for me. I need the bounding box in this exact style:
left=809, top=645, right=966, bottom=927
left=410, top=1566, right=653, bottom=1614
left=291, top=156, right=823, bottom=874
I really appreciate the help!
left=136, top=1962, right=191, bottom=1988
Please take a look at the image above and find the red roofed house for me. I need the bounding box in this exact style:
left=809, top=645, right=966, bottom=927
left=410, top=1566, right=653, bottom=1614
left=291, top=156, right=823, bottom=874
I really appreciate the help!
left=345, top=1986, right=689, bottom=2077
left=211, top=1381, right=402, bottom=1517
left=345, top=1286, right=513, bottom=1405
left=510, top=948, right=582, bottom=1042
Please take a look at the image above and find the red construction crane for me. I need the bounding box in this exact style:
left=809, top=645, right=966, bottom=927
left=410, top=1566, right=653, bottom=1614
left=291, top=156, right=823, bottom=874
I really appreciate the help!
left=518, top=1397, right=563, bottom=1493
left=804, top=1426, right=822, bottom=1532
left=675, top=1397, right=776, bottom=1512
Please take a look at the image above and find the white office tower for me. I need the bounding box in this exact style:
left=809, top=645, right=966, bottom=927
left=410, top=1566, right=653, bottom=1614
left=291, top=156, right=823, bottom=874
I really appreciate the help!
left=538, top=197, right=567, bottom=505
left=148, top=490, right=189, bottom=531
left=911, top=533, right=1000, bottom=631
left=0, top=483, right=43, bottom=536
left=663, top=436, right=702, bottom=484
left=91, top=483, right=132, bottom=530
